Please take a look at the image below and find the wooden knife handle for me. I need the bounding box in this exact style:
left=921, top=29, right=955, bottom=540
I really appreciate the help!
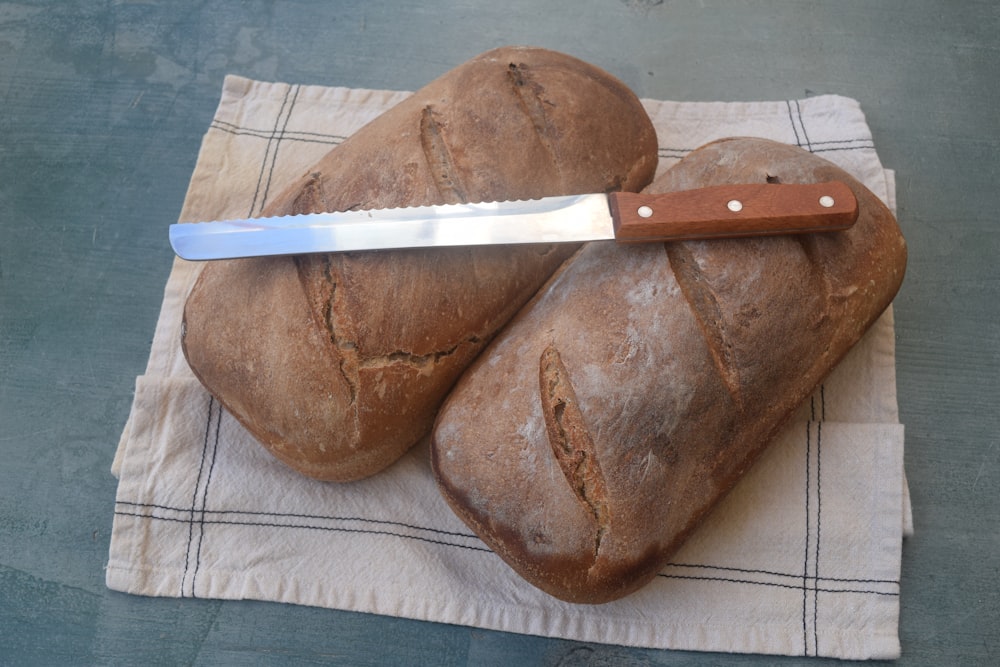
left=608, top=181, right=859, bottom=242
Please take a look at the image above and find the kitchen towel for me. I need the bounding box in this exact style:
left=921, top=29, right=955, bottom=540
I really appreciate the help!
left=107, top=75, right=910, bottom=660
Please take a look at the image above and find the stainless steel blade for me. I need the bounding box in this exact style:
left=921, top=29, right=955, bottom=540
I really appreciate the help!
left=169, top=194, right=614, bottom=261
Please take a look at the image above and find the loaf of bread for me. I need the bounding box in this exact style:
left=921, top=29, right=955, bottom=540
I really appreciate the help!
left=181, top=46, right=658, bottom=481
left=430, top=137, right=907, bottom=603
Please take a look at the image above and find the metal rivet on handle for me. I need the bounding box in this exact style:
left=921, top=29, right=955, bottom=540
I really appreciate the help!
left=727, top=200, right=743, bottom=212
left=819, top=195, right=835, bottom=208
left=637, top=205, right=653, bottom=218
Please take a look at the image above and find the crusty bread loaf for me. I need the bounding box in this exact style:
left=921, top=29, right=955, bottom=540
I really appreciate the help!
left=430, top=137, right=907, bottom=603
left=181, top=46, right=658, bottom=481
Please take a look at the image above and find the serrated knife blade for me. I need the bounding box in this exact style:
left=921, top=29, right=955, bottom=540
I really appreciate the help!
left=168, top=182, right=858, bottom=261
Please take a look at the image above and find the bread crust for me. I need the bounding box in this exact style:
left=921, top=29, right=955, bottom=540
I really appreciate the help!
left=181, top=47, right=658, bottom=481
left=430, top=137, right=907, bottom=603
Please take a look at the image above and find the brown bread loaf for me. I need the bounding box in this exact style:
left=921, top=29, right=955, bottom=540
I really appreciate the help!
left=430, top=137, right=907, bottom=603
left=180, top=46, right=658, bottom=481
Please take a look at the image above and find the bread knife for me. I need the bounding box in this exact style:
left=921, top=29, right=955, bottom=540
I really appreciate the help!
left=169, top=181, right=858, bottom=261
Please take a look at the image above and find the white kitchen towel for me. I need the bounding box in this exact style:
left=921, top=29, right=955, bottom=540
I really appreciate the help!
left=107, top=76, right=909, bottom=660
